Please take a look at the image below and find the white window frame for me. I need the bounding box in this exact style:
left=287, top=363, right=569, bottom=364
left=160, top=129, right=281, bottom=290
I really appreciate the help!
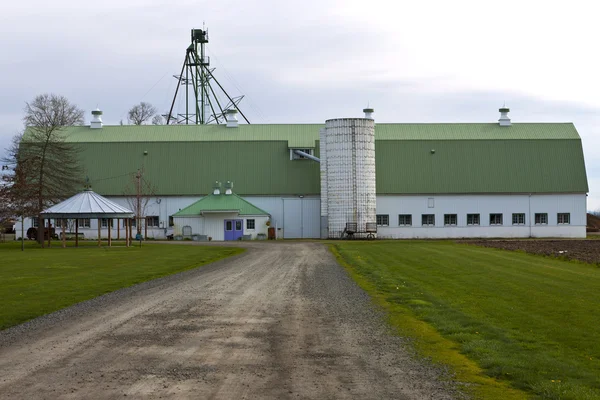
left=31, top=217, right=39, bottom=228
left=512, top=213, right=526, bottom=225
left=444, top=214, right=457, bottom=226
left=490, top=213, right=503, bottom=226
left=557, top=213, right=570, bottom=225
left=101, top=218, right=114, bottom=228
left=376, top=214, right=389, bottom=226
left=78, top=218, right=91, bottom=228
left=535, top=213, right=548, bottom=225
left=147, top=216, right=159, bottom=227
left=422, top=214, right=435, bottom=227
left=246, top=219, right=256, bottom=230
left=467, top=214, right=480, bottom=226
left=398, top=214, right=412, bottom=226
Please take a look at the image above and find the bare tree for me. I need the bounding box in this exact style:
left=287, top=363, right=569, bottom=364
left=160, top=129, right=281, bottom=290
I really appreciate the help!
left=8, top=94, right=85, bottom=245
left=127, top=102, right=157, bottom=125
left=151, top=114, right=165, bottom=125
left=2, top=135, right=44, bottom=249
left=123, top=168, right=156, bottom=238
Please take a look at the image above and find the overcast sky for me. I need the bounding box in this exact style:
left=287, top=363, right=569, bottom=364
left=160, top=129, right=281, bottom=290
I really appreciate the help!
left=1, top=0, right=598, bottom=209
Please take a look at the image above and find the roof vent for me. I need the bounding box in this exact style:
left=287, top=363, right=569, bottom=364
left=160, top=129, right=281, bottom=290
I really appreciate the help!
left=224, top=181, right=233, bottom=195
left=91, top=108, right=103, bottom=129
left=225, top=109, right=238, bottom=128
left=363, top=107, right=374, bottom=119
left=499, top=106, right=511, bottom=127
left=213, top=181, right=222, bottom=195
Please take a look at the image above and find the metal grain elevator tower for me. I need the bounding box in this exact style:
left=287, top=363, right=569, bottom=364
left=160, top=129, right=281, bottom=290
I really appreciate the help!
left=166, top=28, right=250, bottom=125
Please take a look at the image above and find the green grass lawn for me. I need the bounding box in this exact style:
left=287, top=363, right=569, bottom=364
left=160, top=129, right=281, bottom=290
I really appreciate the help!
left=0, top=241, right=243, bottom=330
left=331, top=241, right=600, bottom=400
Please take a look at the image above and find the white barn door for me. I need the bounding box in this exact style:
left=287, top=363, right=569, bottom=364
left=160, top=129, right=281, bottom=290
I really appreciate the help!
left=283, top=198, right=320, bottom=239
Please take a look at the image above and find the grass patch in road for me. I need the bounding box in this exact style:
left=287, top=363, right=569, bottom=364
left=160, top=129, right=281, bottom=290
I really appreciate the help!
left=0, top=241, right=243, bottom=330
left=331, top=241, right=600, bottom=400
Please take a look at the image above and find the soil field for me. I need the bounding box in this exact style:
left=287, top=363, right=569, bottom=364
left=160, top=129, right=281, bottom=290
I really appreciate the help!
left=465, top=239, right=600, bottom=264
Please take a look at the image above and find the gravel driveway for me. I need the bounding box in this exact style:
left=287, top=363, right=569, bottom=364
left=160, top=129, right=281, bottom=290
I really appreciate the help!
left=0, top=242, right=461, bottom=399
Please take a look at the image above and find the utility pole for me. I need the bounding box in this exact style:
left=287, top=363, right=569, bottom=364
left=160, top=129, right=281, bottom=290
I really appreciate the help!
left=136, top=169, right=142, bottom=236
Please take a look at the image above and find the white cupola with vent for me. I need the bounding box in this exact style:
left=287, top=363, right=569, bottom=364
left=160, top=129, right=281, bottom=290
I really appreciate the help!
left=91, top=108, right=103, bottom=129
left=225, top=109, right=238, bottom=128
left=499, top=106, right=511, bottom=127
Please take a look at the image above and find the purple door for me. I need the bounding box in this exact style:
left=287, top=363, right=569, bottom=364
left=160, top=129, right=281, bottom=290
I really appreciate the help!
left=224, top=219, right=243, bottom=241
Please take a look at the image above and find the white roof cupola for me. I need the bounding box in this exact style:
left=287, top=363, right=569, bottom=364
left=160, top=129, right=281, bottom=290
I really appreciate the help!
left=91, top=108, right=103, bottom=129
left=499, top=105, right=511, bottom=127
left=225, top=109, right=238, bottom=128
left=224, top=181, right=233, bottom=195
left=213, top=181, right=222, bottom=195
left=363, top=107, right=374, bottom=119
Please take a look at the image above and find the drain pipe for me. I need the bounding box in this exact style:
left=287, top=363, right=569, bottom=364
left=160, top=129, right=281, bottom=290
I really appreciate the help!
left=293, top=149, right=321, bottom=163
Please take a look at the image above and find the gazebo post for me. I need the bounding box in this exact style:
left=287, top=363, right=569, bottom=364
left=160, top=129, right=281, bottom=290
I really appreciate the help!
left=47, top=219, right=51, bottom=248
left=61, top=219, right=66, bottom=248
left=117, top=218, right=120, bottom=240
left=75, top=219, right=79, bottom=248
left=108, top=219, right=112, bottom=247
left=129, top=219, right=133, bottom=246
left=97, top=218, right=101, bottom=247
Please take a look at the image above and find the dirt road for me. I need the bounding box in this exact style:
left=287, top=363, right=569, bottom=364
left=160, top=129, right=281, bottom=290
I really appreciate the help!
left=0, top=242, right=461, bottom=399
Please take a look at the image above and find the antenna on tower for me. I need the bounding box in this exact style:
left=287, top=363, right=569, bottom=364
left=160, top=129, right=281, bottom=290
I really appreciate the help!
left=165, top=28, right=250, bottom=125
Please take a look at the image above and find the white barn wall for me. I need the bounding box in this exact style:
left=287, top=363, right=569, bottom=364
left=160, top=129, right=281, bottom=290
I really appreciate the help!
left=375, top=194, right=586, bottom=238
left=13, top=194, right=585, bottom=240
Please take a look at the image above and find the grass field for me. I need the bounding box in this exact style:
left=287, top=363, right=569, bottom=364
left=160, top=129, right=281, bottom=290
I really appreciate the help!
left=331, top=241, right=600, bottom=400
left=0, top=241, right=243, bottom=330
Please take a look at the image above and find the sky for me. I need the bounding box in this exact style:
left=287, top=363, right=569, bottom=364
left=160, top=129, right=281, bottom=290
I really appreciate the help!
left=1, top=0, right=598, bottom=209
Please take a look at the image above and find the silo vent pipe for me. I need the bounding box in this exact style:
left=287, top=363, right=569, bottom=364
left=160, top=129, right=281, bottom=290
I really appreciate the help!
left=293, top=150, right=321, bottom=163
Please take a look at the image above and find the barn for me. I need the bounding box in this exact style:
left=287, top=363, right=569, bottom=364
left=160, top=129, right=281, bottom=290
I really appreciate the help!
left=16, top=106, right=589, bottom=240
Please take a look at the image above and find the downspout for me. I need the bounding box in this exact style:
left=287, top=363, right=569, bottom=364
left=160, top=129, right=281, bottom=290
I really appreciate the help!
left=528, top=193, right=532, bottom=238
left=293, top=150, right=320, bottom=163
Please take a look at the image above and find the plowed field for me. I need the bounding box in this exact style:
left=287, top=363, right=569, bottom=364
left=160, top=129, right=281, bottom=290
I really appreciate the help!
left=465, top=240, right=600, bottom=264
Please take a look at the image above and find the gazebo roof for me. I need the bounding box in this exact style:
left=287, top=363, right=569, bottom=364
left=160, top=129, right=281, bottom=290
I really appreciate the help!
left=41, top=189, right=134, bottom=219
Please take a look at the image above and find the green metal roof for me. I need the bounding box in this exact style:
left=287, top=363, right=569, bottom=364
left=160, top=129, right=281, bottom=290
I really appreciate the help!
left=173, top=193, right=269, bottom=216
left=49, top=122, right=581, bottom=147
left=25, top=122, right=587, bottom=196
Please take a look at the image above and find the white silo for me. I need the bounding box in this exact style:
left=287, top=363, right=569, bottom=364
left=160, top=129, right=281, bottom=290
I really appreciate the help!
left=324, top=116, right=376, bottom=238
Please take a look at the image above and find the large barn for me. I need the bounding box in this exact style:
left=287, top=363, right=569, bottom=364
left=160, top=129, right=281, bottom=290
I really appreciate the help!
left=17, top=107, right=589, bottom=240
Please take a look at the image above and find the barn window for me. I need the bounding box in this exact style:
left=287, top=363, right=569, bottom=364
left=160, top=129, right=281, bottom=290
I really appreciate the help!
left=169, top=216, right=174, bottom=227
left=512, top=213, right=526, bottom=225
left=398, top=214, right=412, bottom=226
left=78, top=219, right=91, bottom=228
left=557, top=213, right=570, bottom=224
left=467, top=214, right=480, bottom=226
left=147, top=216, right=159, bottom=227
left=422, top=214, right=435, bottom=227
left=444, top=214, right=457, bottom=226
left=246, top=219, right=256, bottom=230
left=123, top=219, right=136, bottom=227
left=290, top=148, right=314, bottom=160
left=490, top=214, right=503, bottom=225
left=101, top=218, right=114, bottom=228
left=376, top=214, right=389, bottom=226
left=535, top=213, right=548, bottom=225
left=31, top=217, right=39, bottom=228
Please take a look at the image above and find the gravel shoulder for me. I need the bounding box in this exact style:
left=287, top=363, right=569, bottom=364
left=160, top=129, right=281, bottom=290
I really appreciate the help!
left=0, top=242, right=462, bottom=399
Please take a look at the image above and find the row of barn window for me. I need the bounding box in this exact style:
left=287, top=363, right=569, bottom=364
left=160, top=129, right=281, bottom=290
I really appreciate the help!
left=375, top=213, right=571, bottom=227
left=32, top=216, right=164, bottom=228
left=31, top=217, right=258, bottom=230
